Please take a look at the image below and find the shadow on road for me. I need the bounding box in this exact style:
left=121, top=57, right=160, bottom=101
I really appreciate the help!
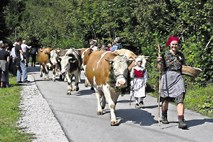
left=76, top=89, right=95, bottom=96
left=187, top=118, right=213, bottom=128
left=117, top=108, right=157, bottom=126
left=27, top=66, right=40, bottom=72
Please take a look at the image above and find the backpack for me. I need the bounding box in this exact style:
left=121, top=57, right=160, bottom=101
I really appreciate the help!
left=30, top=47, right=37, bottom=54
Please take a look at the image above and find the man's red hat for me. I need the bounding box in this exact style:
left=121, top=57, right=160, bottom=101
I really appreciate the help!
left=166, top=36, right=179, bottom=46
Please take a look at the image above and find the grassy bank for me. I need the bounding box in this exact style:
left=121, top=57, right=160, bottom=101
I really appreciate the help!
left=0, top=75, right=31, bottom=142
left=185, top=83, right=213, bottom=118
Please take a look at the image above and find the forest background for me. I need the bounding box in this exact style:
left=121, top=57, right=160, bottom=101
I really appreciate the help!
left=0, top=0, right=212, bottom=116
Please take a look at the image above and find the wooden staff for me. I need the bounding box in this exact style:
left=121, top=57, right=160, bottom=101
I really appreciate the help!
left=157, top=44, right=162, bottom=125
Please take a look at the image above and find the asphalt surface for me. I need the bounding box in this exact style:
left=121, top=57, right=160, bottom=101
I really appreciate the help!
left=27, top=66, right=213, bottom=142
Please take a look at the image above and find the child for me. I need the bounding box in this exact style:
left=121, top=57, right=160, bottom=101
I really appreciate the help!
left=130, top=56, right=148, bottom=108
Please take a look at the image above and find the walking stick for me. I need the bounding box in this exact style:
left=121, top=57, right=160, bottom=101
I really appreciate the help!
left=157, top=44, right=162, bottom=125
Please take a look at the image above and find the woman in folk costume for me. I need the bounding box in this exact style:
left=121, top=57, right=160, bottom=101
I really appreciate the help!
left=130, top=56, right=148, bottom=109
left=157, top=36, right=187, bottom=129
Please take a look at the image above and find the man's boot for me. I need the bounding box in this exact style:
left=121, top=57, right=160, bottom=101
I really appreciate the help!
left=161, top=110, right=169, bottom=124
left=178, top=115, right=188, bottom=129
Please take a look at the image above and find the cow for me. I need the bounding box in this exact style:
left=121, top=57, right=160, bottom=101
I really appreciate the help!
left=37, top=47, right=52, bottom=79
left=80, top=48, right=93, bottom=87
left=85, top=50, right=132, bottom=126
left=49, top=48, right=69, bottom=81
left=59, top=48, right=82, bottom=95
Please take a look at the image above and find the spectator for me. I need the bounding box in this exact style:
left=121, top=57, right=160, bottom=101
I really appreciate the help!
left=107, top=43, right=112, bottom=51
left=110, top=37, right=122, bottom=51
left=130, top=56, right=148, bottom=108
left=0, top=41, right=10, bottom=87
left=29, top=39, right=39, bottom=67
left=89, top=39, right=98, bottom=51
left=9, top=43, right=17, bottom=76
left=21, top=40, right=31, bottom=67
left=15, top=38, right=29, bottom=83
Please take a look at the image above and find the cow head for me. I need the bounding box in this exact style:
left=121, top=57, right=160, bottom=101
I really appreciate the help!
left=59, top=55, right=75, bottom=74
left=81, top=48, right=93, bottom=67
left=106, top=55, right=131, bottom=88
left=50, top=50, right=58, bottom=65
left=60, top=48, right=80, bottom=74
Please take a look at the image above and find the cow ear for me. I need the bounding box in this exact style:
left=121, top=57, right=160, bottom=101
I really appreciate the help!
left=105, top=58, right=113, bottom=64
left=58, top=57, right=62, bottom=62
left=69, top=57, right=76, bottom=63
left=56, top=48, right=61, bottom=53
left=127, top=59, right=134, bottom=65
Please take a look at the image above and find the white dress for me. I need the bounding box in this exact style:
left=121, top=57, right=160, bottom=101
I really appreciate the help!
left=130, top=66, right=148, bottom=98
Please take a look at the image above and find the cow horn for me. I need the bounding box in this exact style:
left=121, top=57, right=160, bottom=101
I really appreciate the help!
left=105, top=58, right=113, bottom=64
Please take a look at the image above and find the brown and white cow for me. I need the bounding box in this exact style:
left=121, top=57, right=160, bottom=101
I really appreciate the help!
left=80, top=48, right=93, bottom=87
left=59, top=48, right=82, bottom=95
left=85, top=50, right=131, bottom=126
left=37, top=47, right=52, bottom=79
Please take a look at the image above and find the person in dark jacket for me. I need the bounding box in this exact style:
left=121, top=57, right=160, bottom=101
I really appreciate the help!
left=0, top=41, right=10, bottom=87
left=15, top=38, right=29, bottom=83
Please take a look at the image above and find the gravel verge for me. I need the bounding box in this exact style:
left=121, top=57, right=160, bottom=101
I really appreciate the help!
left=17, top=75, right=69, bottom=142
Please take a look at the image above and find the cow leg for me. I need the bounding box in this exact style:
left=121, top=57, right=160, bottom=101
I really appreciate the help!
left=100, top=93, right=106, bottom=109
left=52, top=65, right=56, bottom=81
left=111, top=93, right=120, bottom=107
left=40, top=65, right=43, bottom=77
left=84, top=77, right=90, bottom=87
left=95, top=91, right=104, bottom=115
left=102, top=85, right=119, bottom=126
left=44, top=65, right=49, bottom=80
left=66, top=73, right=72, bottom=95
left=74, top=71, right=80, bottom=91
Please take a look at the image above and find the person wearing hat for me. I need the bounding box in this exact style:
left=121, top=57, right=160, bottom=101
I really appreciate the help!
left=157, top=36, right=187, bottom=129
left=130, top=56, right=148, bottom=108
left=21, top=40, right=31, bottom=67
left=110, top=37, right=122, bottom=51
left=89, top=39, right=98, bottom=51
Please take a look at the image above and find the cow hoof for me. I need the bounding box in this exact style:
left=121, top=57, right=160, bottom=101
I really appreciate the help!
left=76, top=87, right=79, bottom=91
left=110, top=120, right=119, bottom=126
left=67, top=92, right=72, bottom=95
left=40, top=74, right=43, bottom=77
left=97, top=111, right=103, bottom=115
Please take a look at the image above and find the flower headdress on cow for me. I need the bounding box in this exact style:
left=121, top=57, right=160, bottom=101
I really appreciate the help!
left=166, top=36, right=179, bottom=46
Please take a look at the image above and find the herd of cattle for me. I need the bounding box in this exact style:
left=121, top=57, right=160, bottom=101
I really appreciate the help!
left=37, top=47, right=148, bottom=126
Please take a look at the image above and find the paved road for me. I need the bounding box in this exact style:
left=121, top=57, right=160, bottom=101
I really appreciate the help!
left=28, top=66, right=213, bottom=142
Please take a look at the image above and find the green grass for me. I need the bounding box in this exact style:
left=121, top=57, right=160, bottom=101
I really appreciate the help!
left=185, top=83, right=213, bottom=118
left=0, top=75, right=31, bottom=142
